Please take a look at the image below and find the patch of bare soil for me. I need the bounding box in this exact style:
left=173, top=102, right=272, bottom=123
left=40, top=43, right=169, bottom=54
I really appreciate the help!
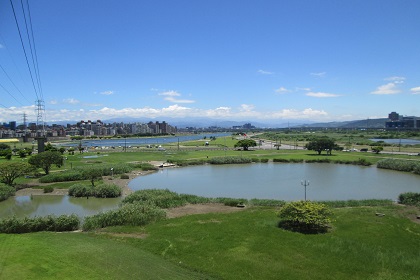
left=397, top=205, right=420, bottom=224
left=166, top=203, right=245, bottom=219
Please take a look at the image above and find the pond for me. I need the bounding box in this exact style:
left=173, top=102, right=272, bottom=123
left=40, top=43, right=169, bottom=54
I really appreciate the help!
left=129, top=163, right=420, bottom=201
left=1, top=163, right=419, bottom=218
left=0, top=195, right=121, bottom=219
left=370, top=138, right=420, bottom=145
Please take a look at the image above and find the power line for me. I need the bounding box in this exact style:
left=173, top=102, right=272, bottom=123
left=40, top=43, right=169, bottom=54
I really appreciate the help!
left=0, top=62, right=31, bottom=104
left=21, top=0, right=43, bottom=99
left=9, top=0, right=40, bottom=100
left=0, top=81, right=25, bottom=106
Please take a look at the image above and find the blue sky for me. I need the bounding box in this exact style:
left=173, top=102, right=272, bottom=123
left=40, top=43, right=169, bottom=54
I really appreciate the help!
left=1, top=0, right=419, bottom=124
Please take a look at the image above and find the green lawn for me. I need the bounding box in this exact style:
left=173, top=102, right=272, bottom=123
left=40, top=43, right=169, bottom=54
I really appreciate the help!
left=1, top=205, right=419, bottom=279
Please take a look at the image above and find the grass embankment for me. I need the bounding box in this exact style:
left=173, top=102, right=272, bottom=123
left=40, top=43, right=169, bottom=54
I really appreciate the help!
left=1, top=205, right=419, bottom=279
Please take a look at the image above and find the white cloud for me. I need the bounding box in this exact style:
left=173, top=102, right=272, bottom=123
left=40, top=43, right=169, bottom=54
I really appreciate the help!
left=275, top=87, right=291, bottom=94
left=257, top=69, right=273, bottom=75
left=310, top=72, right=326, bottom=78
left=306, top=92, right=340, bottom=98
left=49, top=100, right=58, bottom=105
left=410, top=86, right=420, bottom=94
left=63, top=98, right=80, bottom=104
left=271, top=108, right=328, bottom=119
left=100, top=90, right=114, bottom=95
left=371, top=83, right=401, bottom=95
left=385, top=76, right=405, bottom=84
left=240, top=104, right=255, bottom=112
left=158, top=90, right=195, bottom=103
left=296, top=87, right=311, bottom=91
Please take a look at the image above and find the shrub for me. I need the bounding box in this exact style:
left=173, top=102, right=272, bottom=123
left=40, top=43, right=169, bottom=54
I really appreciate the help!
left=122, top=189, right=187, bottom=208
left=120, top=174, right=129, bottom=179
left=278, top=201, right=332, bottom=234
left=68, top=183, right=94, bottom=197
left=0, top=185, right=15, bottom=202
left=273, top=158, right=290, bottom=163
left=82, top=202, right=166, bottom=231
left=43, top=186, right=54, bottom=193
left=208, top=156, right=252, bottom=165
left=39, top=171, right=84, bottom=183
left=377, top=159, right=419, bottom=173
left=0, top=214, right=80, bottom=233
left=398, top=192, right=420, bottom=206
left=260, top=158, right=269, bottom=163
left=94, top=184, right=121, bottom=198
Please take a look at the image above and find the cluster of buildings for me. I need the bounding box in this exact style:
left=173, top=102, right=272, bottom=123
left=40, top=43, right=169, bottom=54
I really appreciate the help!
left=0, top=120, right=177, bottom=141
left=386, top=112, right=420, bottom=130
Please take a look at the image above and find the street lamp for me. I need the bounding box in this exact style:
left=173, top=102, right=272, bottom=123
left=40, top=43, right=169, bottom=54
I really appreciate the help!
left=301, top=180, right=310, bottom=201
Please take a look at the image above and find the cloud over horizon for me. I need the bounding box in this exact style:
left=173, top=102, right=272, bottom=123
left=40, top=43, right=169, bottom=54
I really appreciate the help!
left=158, top=91, right=195, bottom=104
left=371, top=83, right=401, bottom=95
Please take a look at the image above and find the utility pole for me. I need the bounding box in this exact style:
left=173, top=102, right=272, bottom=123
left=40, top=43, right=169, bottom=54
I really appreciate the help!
left=301, top=180, right=310, bottom=201
left=35, top=99, right=46, bottom=152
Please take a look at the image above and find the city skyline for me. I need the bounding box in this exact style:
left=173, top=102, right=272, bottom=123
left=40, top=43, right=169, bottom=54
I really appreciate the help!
left=1, top=0, right=420, bottom=124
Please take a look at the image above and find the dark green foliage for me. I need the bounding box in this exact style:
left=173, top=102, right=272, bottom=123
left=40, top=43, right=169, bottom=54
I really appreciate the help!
left=122, top=189, right=188, bottom=208
left=278, top=201, right=332, bottom=234
left=130, top=162, right=158, bottom=171
left=215, top=198, right=246, bottom=207
left=305, top=137, right=337, bottom=155
left=43, top=186, right=54, bottom=193
left=82, top=202, right=166, bottom=231
left=167, top=159, right=207, bottom=166
left=94, top=184, right=121, bottom=198
left=0, top=162, right=34, bottom=186
left=306, top=158, right=331, bottom=163
left=234, top=139, right=257, bottom=150
left=208, top=156, right=252, bottom=164
left=68, top=183, right=95, bottom=197
left=68, top=183, right=121, bottom=198
left=120, top=174, right=129, bottom=179
left=248, top=198, right=286, bottom=207
left=0, top=214, right=79, bottom=233
left=28, top=151, right=63, bottom=175
left=39, top=170, right=84, bottom=183
left=273, top=158, right=291, bottom=163
left=377, top=159, right=420, bottom=173
left=0, top=185, right=15, bottom=201
left=178, top=194, right=212, bottom=204
left=260, top=158, right=269, bottom=163
left=398, top=192, right=420, bottom=206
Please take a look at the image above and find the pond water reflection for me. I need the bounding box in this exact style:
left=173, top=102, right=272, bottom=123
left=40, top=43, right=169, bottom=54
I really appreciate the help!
left=129, top=163, right=420, bottom=201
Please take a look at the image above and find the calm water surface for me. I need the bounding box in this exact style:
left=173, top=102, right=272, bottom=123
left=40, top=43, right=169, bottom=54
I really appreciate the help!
left=2, top=163, right=420, bottom=218
left=129, top=163, right=420, bottom=201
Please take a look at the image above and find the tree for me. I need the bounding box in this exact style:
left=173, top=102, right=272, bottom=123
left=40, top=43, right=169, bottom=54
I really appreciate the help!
left=28, top=151, right=63, bottom=175
left=0, top=144, right=11, bottom=159
left=372, top=146, right=383, bottom=154
left=305, top=137, right=337, bottom=155
left=234, top=139, right=257, bottom=151
left=82, top=167, right=103, bottom=187
left=0, top=162, right=34, bottom=186
left=278, top=201, right=332, bottom=234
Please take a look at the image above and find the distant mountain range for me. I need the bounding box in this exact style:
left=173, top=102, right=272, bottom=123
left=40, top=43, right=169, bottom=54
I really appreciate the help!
left=296, top=118, right=388, bottom=129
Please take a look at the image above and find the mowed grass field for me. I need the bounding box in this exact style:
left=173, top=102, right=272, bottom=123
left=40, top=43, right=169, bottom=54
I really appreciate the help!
left=1, top=205, right=420, bottom=279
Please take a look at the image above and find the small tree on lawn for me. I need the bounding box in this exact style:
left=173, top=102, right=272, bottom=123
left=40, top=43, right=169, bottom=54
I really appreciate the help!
left=28, top=151, right=63, bottom=175
left=0, top=162, right=34, bottom=186
left=305, top=137, right=337, bottom=155
left=372, top=146, right=383, bottom=154
left=278, top=201, right=332, bottom=234
left=234, top=139, right=257, bottom=151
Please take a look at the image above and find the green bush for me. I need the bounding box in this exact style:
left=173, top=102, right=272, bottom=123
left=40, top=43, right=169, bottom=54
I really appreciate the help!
left=398, top=192, right=420, bottom=206
left=68, top=184, right=94, bottom=197
left=122, top=189, right=188, bottom=208
left=273, top=158, right=290, bottom=163
left=94, top=184, right=121, bottom=198
left=278, top=201, right=332, bottom=234
left=260, top=158, right=269, bottom=163
left=82, top=202, right=166, bottom=231
left=208, top=156, right=252, bottom=165
left=0, top=185, right=15, bottom=201
left=377, top=159, right=419, bottom=173
left=43, top=186, right=54, bottom=193
left=0, top=214, right=80, bottom=233
left=120, top=174, right=129, bottom=179
left=39, top=171, right=84, bottom=183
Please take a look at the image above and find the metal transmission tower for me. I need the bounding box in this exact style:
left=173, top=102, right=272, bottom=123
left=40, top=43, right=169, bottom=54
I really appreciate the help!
left=35, top=99, right=46, bottom=152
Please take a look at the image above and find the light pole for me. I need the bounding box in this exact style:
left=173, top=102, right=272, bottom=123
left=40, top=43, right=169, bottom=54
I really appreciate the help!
left=111, top=167, right=114, bottom=179
left=301, top=180, right=310, bottom=201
